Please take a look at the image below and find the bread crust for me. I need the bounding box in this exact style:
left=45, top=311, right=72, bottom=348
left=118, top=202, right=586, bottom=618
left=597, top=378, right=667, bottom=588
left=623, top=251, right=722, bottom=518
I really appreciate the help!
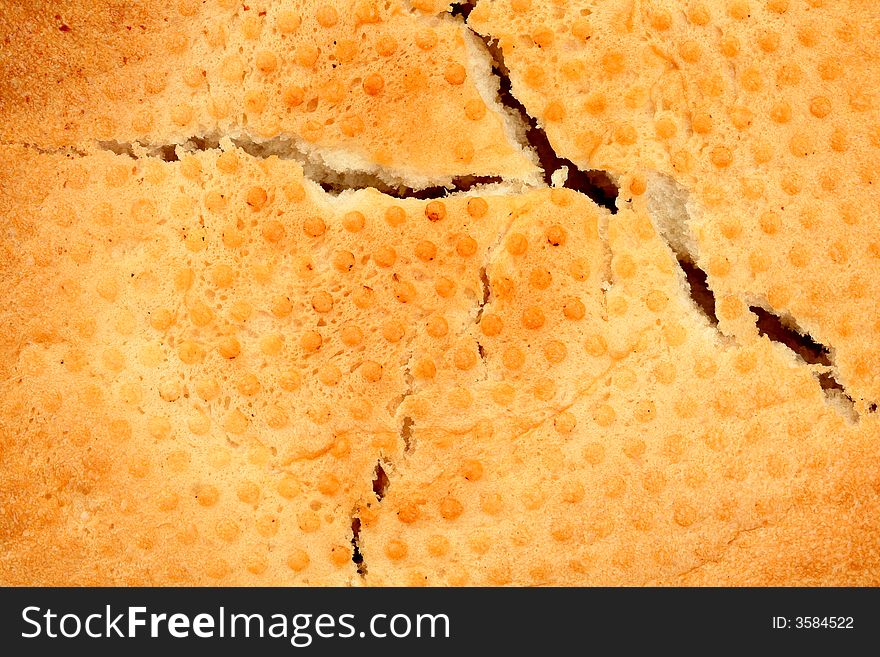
left=469, top=0, right=880, bottom=409
left=0, top=1, right=539, bottom=187
left=1, top=0, right=878, bottom=586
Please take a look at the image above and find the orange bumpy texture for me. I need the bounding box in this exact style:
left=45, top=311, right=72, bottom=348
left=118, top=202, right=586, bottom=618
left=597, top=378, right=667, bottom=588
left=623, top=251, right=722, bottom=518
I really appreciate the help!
left=0, top=0, right=538, bottom=186
left=469, top=0, right=880, bottom=410
left=1, top=0, right=878, bottom=585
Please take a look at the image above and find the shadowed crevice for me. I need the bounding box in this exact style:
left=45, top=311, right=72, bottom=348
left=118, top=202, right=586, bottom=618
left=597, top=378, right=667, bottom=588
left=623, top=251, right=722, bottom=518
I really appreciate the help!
left=751, top=306, right=831, bottom=367
left=372, top=461, right=390, bottom=501
left=350, top=458, right=391, bottom=577
left=679, top=259, right=719, bottom=326
left=750, top=305, right=861, bottom=418
left=464, top=26, right=619, bottom=212
left=317, top=175, right=503, bottom=200
left=350, top=516, right=366, bottom=576
left=645, top=172, right=868, bottom=420
left=450, top=2, right=475, bottom=20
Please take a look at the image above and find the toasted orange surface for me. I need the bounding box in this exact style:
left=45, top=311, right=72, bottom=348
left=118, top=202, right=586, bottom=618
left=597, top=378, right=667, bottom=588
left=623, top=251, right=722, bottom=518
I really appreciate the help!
left=1, top=0, right=878, bottom=586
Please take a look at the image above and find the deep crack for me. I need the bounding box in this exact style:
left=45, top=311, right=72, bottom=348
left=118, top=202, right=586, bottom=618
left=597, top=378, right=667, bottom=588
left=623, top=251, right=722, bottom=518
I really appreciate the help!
left=350, top=516, right=366, bottom=576
left=471, top=33, right=619, bottom=211
left=750, top=306, right=860, bottom=418
left=450, top=2, right=475, bottom=20
left=751, top=306, right=831, bottom=368
left=679, top=259, right=719, bottom=326
left=351, top=458, right=392, bottom=576
left=646, top=174, right=865, bottom=420
left=372, top=461, right=390, bottom=501
left=96, top=135, right=505, bottom=198
left=319, top=175, right=503, bottom=199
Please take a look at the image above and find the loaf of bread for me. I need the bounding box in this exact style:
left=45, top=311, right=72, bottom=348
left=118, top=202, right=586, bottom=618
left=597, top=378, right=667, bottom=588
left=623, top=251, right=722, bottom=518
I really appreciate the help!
left=0, top=0, right=877, bottom=585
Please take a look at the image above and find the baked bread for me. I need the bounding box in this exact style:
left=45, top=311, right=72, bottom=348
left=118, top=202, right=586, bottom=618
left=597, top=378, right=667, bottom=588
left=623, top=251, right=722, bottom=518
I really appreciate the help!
left=468, top=0, right=880, bottom=409
left=0, top=0, right=539, bottom=187
left=1, top=0, right=877, bottom=585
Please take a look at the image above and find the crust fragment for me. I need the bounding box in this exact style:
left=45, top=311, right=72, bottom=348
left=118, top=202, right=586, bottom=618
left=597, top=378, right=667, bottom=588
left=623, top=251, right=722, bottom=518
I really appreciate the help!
left=2, top=0, right=879, bottom=587
left=360, top=196, right=877, bottom=586
left=0, top=145, right=512, bottom=584
left=0, top=1, right=540, bottom=188
left=469, top=0, right=880, bottom=409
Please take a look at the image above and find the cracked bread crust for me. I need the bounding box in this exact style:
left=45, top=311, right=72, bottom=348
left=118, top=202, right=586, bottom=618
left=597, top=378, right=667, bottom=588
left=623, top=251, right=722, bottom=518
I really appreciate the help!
left=1, top=0, right=879, bottom=587
left=0, top=144, right=524, bottom=584
left=2, top=144, right=877, bottom=586
left=0, top=0, right=539, bottom=187
left=469, top=0, right=880, bottom=411
left=361, top=196, right=879, bottom=586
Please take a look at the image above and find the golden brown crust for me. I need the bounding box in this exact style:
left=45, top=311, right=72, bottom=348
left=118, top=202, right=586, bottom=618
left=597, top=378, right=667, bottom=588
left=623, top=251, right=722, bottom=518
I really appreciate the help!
left=1, top=0, right=879, bottom=587
left=0, top=1, right=539, bottom=187
left=360, top=196, right=878, bottom=585
left=0, top=2, right=172, bottom=132
left=470, top=0, right=880, bottom=408
left=670, top=423, right=880, bottom=586
left=0, top=145, right=518, bottom=584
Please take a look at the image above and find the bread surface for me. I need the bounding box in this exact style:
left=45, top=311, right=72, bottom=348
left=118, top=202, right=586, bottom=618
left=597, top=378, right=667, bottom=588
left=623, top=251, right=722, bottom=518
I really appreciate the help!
left=1, top=0, right=878, bottom=586
left=469, top=0, right=880, bottom=409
